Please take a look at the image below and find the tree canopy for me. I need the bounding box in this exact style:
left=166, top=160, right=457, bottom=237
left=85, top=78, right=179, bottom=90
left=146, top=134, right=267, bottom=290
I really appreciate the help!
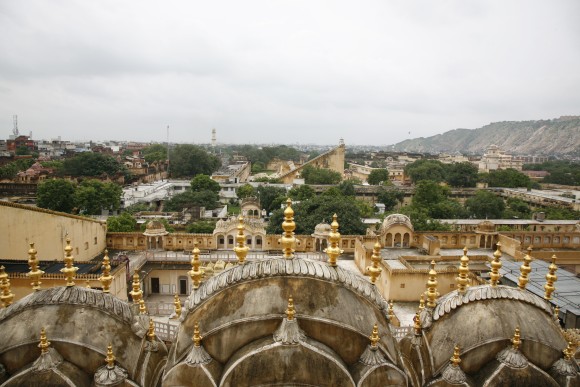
left=445, top=162, right=478, bottom=188
left=288, top=185, right=315, bottom=201
left=480, top=168, right=532, bottom=188
left=190, top=174, right=220, bottom=193
left=465, top=190, right=505, bottom=219
left=0, top=159, right=34, bottom=180
left=169, top=145, right=221, bottom=178
left=405, top=159, right=446, bottom=183
left=257, top=185, right=287, bottom=215
left=367, top=168, right=389, bottom=185
left=62, top=152, right=128, bottom=178
left=37, top=179, right=76, bottom=213
left=107, top=212, right=137, bottom=232
left=74, top=179, right=123, bottom=215
left=524, top=160, right=580, bottom=186
left=377, top=187, right=405, bottom=211
left=301, top=166, right=342, bottom=185
left=142, top=144, right=167, bottom=164
left=236, top=184, right=256, bottom=200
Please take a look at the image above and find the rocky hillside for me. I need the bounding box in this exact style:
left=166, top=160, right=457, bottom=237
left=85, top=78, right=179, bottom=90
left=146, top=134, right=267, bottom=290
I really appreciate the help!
left=392, top=116, right=580, bottom=156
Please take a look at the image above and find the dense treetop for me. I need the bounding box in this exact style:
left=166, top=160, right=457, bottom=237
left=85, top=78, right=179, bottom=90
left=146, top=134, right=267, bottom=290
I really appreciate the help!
left=169, top=144, right=221, bottom=178
left=61, top=152, right=128, bottom=178
left=524, top=160, right=580, bottom=186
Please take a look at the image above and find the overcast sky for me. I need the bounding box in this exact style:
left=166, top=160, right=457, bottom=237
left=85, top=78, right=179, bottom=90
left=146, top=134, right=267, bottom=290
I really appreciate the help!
left=1, top=1, right=579, bottom=146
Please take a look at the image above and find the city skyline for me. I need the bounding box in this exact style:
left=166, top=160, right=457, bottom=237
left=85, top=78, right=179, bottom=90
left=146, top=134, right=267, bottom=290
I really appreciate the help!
left=1, top=1, right=579, bottom=145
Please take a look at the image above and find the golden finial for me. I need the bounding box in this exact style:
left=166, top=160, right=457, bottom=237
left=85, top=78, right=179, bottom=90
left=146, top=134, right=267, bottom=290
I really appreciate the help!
left=369, top=323, right=380, bottom=348
left=129, top=269, right=143, bottom=303
left=511, top=326, right=521, bottom=350
left=450, top=344, right=461, bottom=367
left=563, top=341, right=574, bottom=360
left=285, top=295, right=296, bottom=320
left=324, top=214, right=343, bottom=267
left=188, top=242, right=203, bottom=290
left=413, top=311, right=422, bottom=336
left=544, top=254, right=558, bottom=300
left=280, top=198, right=296, bottom=259
left=193, top=321, right=202, bottom=347
left=367, top=240, right=383, bottom=285
left=38, top=327, right=50, bottom=354
left=388, top=300, right=395, bottom=322
left=147, top=318, right=156, bottom=342
left=518, top=246, right=533, bottom=290
left=27, top=242, right=44, bottom=291
left=60, top=238, right=78, bottom=287
left=489, top=242, right=502, bottom=287
left=554, top=306, right=560, bottom=321
left=105, top=344, right=116, bottom=368
left=456, top=246, right=470, bottom=293
left=233, top=216, right=249, bottom=264
left=99, top=249, right=113, bottom=293
left=418, top=294, right=425, bottom=310
left=0, top=266, right=15, bottom=307
left=426, top=260, right=438, bottom=308
left=174, top=294, right=182, bottom=318
left=139, top=299, right=147, bottom=314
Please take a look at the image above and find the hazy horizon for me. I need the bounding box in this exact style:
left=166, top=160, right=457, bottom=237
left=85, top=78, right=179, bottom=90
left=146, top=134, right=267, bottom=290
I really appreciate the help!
left=1, top=1, right=579, bottom=145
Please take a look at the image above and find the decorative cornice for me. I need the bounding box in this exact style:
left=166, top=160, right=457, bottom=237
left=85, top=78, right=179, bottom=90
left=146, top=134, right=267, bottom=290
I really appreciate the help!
left=0, top=286, right=133, bottom=325
left=185, top=257, right=389, bottom=316
left=432, top=285, right=552, bottom=321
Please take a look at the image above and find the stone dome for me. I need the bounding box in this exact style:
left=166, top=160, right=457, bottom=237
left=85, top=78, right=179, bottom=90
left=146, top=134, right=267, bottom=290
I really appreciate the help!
left=143, top=220, right=168, bottom=237
left=476, top=220, right=496, bottom=233
left=381, top=214, right=413, bottom=232
left=312, top=223, right=331, bottom=237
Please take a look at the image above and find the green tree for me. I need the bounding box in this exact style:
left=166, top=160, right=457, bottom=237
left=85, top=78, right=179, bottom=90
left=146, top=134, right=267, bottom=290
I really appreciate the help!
left=405, top=159, right=446, bottom=183
left=503, top=198, right=531, bottom=219
left=376, top=187, right=405, bottom=211
left=465, top=190, right=505, bottom=219
left=288, top=185, right=316, bottom=201
left=482, top=168, right=532, bottom=188
left=367, top=169, right=389, bottom=185
left=301, top=166, right=342, bottom=184
left=257, top=186, right=287, bottom=215
left=190, top=174, right=221, bottom=193
left=142, top=144, right=167, bottom=164
left=398, top=206, right=451, bottom=232
left=62, top=152, right=127, bottom=177
left=0, top=159, right=34, bottom=180
left=338, top=181, right=356, bottom=196
left=15, top=146, right=32, bottom=155
left=186, top=220, right=217, bottom=233
left=124, top=203, right=151, bottom=214
left=412, top=180, right=450, bottom=209
left=164, top=190, right=220, bottom=211
left=74, top=179, right=122, bottom=215
left=445, top=162, right=478, bottom=188
left=170, top=144, right=221, bottom=178
left=107, top=212, right=137, bottom=232
left=236, top=184, right=255, bottom=200
left=37, top=179, right=76, bottom=213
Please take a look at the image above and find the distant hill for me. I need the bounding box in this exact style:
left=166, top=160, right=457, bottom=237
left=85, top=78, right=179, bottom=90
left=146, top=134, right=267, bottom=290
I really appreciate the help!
left=391, top=116, right=580, bottom=156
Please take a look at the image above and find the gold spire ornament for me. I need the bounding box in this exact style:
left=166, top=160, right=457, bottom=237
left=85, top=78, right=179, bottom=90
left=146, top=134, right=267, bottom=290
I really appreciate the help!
left=544, top=255, right=558, bottom=300
left=413, top=311, right=422, bottom=336
left=489, top=242, right=502, bottom=287
left=139, top=299, right=147, bottom=315
left=280, top=199, right=296, bottom=259
left=518, top=246, right=533, bottom=290
left=511, top=326, right=521, bottom=350
left=27, top=242, right=44, bottom=291
left=419, top=294, right=425, bottom=310
left=426, top=260, right=439, bottom=308
left=286, top=295, right=296, bottom=321
left=60, top=238, right=79, bottom=287
left=173, top=294, right=182, bottom=318
left=388, top=300, right=395, bottom=322
left=367, top=241, right=383, bottom=285
left=193, top=321, right=202, bottom=347
left=39, top=327, right=50, bottom=354
left=188, top=242, right=203, bottom=290
left=129, top=269, right=143, bottom=304
left=105, top=344, right=116, bottom=368
left=450, top=345, right=461, bottom=367
left=324, top=214, right=343, bottom=267
left=456, top=247, right=470, bottom=293
left=147, top=319, right=156, bottom=341
left=233, top=216, right=249, bottom=264
left=563, top=341, right=574, bottom=361
left=554, top=306, right=560, bottom=321
left=369, top=323, right=380, bottom=348
left=0, top=266, right=14, bottom=307
left=98, top=250, right=113, bottom=293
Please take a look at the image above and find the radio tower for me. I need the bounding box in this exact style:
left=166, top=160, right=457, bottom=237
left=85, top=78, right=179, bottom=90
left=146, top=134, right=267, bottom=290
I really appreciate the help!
left=166, top=125, right=170, bottom=178
left=212, top=128, right=217, bottom=149
left=12, top=115, right=19, bottom=136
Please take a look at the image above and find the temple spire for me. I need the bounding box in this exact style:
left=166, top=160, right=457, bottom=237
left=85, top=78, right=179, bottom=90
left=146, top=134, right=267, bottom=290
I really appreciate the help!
left=518, top=246, right=533, bottom=290
left=367, top=240, right=382, bottom=285
left=456, top=247, right=470, bottom=293
left=233, top=216, right=249, bottom=264
left=38, top=327, right=50, bottom=354
left=450, top=344, right=461, bottom=367
left=489, top=242, right=502, bottom=287
left=61, top=238, right=78, bottom=287
left=418, top=294, right=425, bottom=310
left=511, top=326, right=521, bottom=350
left=426, top=260, right=438, bottom=308
left=173, top=294, right=182, bottom=318
left=369, top=323, right=380, bottom=348
left=544, top=255, right=558, bottom=300
left=324, top=214, right=342, bottom=266
left=280, top=199, right=296, bottom=259
left=188, top=242, right=203, bottom=289
left=286, top=295, right=296, bottom=321
left=27, top=242, right=44, bottom=291
left=129, top=269, right=143, bottom=304
left=0, top=266, right=15, bottom=307
left=193, top=321, right=202, bottom=347
left=98, top=250, right=112, bottom=293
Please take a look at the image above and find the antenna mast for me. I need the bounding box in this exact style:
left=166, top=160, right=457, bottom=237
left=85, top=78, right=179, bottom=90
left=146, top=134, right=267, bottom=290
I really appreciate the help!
left=12, top=115, right=19, bottom=136
left=166, top=125, right=170, bottom=178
